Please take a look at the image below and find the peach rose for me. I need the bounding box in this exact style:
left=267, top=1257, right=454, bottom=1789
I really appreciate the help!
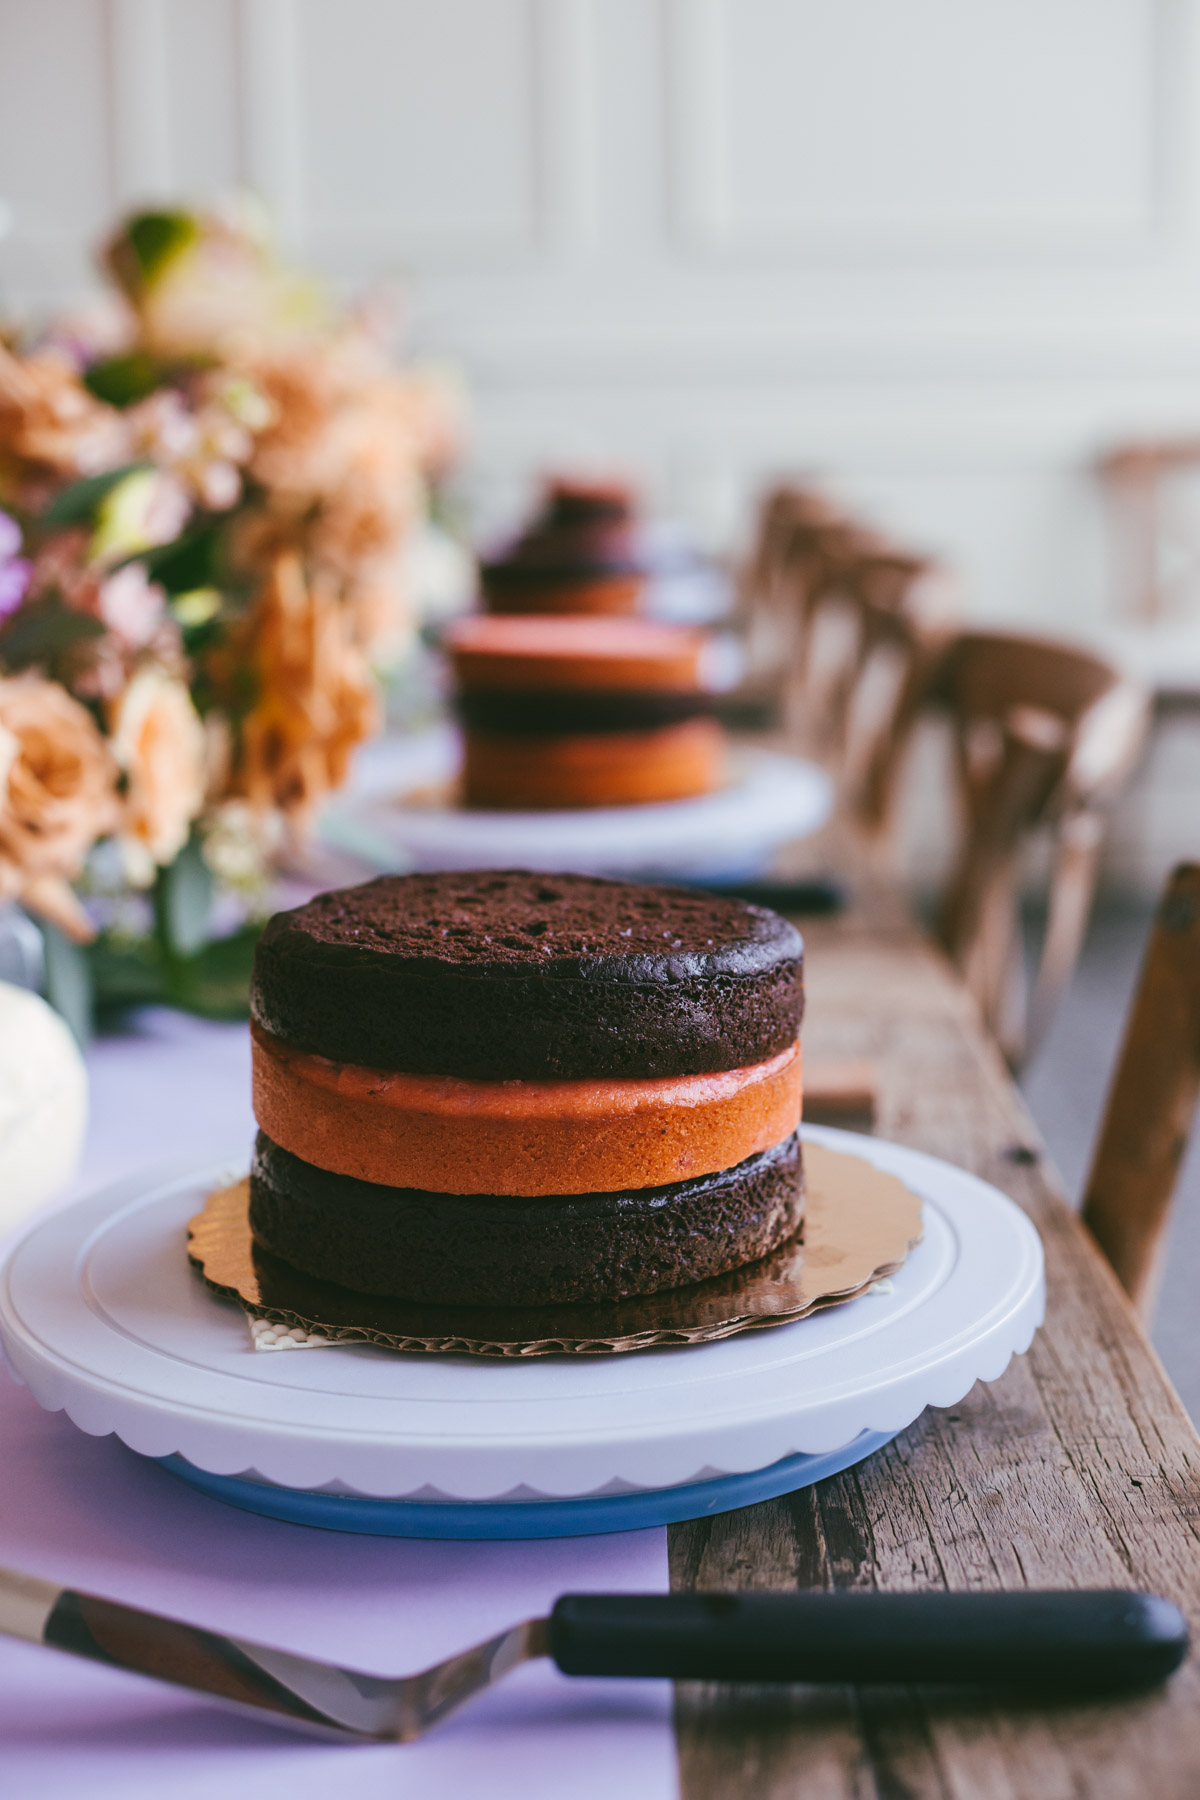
left=0, top=345, right=128, bottom=502
left=229, top=336, right=430, bottom=662
left=237, top=551, right=378, bottom=822
left=109, top=668, right=207, bottom=884
left=0, top=675, right=120, bottom=940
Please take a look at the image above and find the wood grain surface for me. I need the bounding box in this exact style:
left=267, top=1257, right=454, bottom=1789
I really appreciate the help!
left=670, top=881, right=1200, bottom=1798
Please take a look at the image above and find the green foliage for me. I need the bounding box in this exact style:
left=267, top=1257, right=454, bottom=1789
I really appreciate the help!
left=40, top=921, right=94, bottom=1048
left=88, top=921, right=260, bottom=1024
left=41, top=463, right=147, bottom=528
left=0, top=594, right=105, bottom=675
left=125, top=210, right=199, bottom=284
left=158, top=924, right=260, bottom=1018
left=139, top=523, right=224, bottom=594
left=24, top=831, right=260, bottom=1039
left=154, top=834, right=214, bottom=958
left=85, top=835, right=258, bottom=1022
left=83, top=351, right=167, bottom=408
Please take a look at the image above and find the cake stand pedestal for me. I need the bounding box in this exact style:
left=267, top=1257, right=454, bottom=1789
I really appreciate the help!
left=320, top=726, right=834, bottom=882
left=0, top=1127, right=1044, bottom=1540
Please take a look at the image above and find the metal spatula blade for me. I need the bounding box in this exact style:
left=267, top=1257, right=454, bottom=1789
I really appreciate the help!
left=1, top=1567, right=1188, bottom=1744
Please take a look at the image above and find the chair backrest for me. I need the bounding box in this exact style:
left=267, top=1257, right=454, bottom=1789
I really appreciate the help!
left=933, top=631, right=1149, bottom=1066
left=736, top=485, right=851, bottom=694
left=1097, top=440, right=1200, bottom=622
left=737, top=484, right=957, bottom=831
left=1081, top=864, right=1200, bottom=1319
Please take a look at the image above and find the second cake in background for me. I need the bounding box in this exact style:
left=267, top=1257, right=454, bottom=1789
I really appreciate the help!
left=479, top=477, right=644, bottom=615
left=447, top=613, right=726, bottom=808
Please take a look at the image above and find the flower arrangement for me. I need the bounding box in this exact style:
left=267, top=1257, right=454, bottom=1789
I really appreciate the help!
left=0, top=200, right=461, bottom=1030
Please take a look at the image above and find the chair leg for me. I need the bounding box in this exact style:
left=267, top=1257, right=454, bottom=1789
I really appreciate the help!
left=1022, top=809, right=1106, bottom=1069
left=1081, top=864, right=1200, bottom=1318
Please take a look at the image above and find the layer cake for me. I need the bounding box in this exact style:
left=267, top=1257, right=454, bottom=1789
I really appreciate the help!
left=480, top=478, right=643, bottom=616
left=447, top=614, right=725, bottom=809
left=248, top=870, right=805, bottom=1306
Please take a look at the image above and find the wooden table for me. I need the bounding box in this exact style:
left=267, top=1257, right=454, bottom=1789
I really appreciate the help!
left=670, top=882, right=1200, bottom=1798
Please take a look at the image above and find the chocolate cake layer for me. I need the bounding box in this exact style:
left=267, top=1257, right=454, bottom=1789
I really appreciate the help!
left=250, top=870, right=804, bottom=1080
left=248, top=1128, right=804, bottom=1306
left=481, top=554, right=642, bottom=586
left=480, top=478, right=641, bottom=592
left=481, top=573, right=642, bottom=616
left=458, top=688, right=717, bottom=736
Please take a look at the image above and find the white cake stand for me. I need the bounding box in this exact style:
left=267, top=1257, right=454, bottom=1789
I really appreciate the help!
left=0, top=1128, right=1043, bottom=1539
left=318, top=725, right=833, bottom=882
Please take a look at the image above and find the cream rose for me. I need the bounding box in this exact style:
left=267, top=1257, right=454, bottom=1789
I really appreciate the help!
left=0, top=675, right=120, bottom=940
left=110, top=667, right=207, bottom=884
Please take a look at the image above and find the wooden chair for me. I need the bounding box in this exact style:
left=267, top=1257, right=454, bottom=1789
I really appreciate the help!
left=835, top=547, right=959, bottom=835
left=1096, top=439, right=1200, bottom=623
left=735, top=485, right=851, bottom=703
left=932, top=632, right=1150, bottom=1068
left=1081, top=863, right=1200, bottom=1320
left=737, top=485, right=958, bottom=834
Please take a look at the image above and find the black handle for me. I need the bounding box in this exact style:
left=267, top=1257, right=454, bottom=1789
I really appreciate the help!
left=549, top=1591, right=1189, bottom=1691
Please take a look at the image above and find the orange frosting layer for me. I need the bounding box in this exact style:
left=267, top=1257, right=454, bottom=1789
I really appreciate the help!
left=447, top=614, right=709, bottom=693
left=251, top=1022, right=802, bottom=1197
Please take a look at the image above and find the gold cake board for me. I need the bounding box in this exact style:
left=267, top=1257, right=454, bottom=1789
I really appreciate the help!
left=188, top=1141, right=923, bottom=1358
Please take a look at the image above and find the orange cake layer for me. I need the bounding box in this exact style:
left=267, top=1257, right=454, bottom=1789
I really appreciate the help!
left=447, top=614, right=710, bottom=693
left=251, top=1022, right=802, bottom=1197
left=483, top=573, right=644, bottom=616
left=462, top=718, right=724, bottom=809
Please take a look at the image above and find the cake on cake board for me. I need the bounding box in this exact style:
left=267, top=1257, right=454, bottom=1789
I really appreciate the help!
left=0, top=871, right=1043, bottom=1537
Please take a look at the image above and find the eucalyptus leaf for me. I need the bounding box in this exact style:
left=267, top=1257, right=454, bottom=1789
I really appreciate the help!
left=87, top=933, right=167, bottom=1014
left=155, top=836, right=214, bottom=958
left=41, top=921, right=94, bottom=1048
left=0, top=904, right=45, bottom=991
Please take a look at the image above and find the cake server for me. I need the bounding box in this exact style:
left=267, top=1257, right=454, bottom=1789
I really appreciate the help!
left=0, top=1569, right=1187, bottom=1743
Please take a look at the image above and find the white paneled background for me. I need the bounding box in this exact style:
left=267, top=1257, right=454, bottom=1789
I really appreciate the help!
left=2, top=0, right=1199, bottom=887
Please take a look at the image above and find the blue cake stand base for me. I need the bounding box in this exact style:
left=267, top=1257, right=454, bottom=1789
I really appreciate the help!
left=157, top=1430, right=899, bottom=1539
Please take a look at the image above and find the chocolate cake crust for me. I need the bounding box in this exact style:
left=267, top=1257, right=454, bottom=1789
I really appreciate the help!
left=249, top=1129, right=804, bottom=1306
left=250, top=870, right=803, bottom=1079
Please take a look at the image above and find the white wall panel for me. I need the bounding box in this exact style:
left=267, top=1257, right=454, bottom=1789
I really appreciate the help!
left=669, top=0, right=1162, bottom=256
left=1, top=0, right=1199, bottom=885
left=292, top=0, right=540, bottom=256
left=162, top=0, right=241, bottom=199
left=0, top=0, right=113, bottom=291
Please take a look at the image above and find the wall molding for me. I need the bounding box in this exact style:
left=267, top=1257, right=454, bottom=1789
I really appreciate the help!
left=236, top=0, right=305, bottom=244
left=229, top=0, right=598, bottom=266
left=533, top=0, right=600, bottom=257
left=106, top=0, right=173, bottom=205
left=665, top=0, right=1189, bottom=265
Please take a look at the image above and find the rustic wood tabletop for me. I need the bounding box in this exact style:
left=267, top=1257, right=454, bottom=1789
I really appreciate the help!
left=670, top=881, right=1200, bottom=1798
